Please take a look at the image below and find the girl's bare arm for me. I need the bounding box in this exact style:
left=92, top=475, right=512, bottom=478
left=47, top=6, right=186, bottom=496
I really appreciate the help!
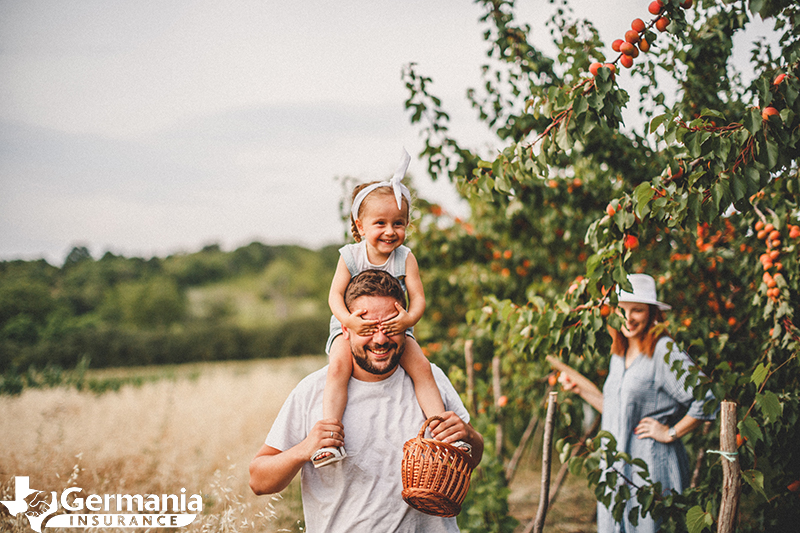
left=328, top=257, right=377, bottom=334
left=383, top=253, right=425, bottom=334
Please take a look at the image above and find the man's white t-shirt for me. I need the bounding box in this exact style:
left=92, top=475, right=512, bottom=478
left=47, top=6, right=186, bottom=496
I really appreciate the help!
left=265, top=363, right=469, bottom=533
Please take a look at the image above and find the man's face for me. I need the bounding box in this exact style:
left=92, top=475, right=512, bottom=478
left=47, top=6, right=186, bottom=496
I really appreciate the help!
left=344, top=295, right=406, bottom=381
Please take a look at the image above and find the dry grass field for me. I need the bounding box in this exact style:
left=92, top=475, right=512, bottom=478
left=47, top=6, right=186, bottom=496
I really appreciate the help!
left=0, top=356, right=326, bottom=532
left=1, top=356, right=597, bottom=533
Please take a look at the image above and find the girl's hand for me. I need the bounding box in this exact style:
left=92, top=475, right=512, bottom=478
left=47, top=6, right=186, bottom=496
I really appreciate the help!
left=635, top=417, right=671, bottom=443
left=343, top=309, right=379, bottom=336
left=381, top=302, right=413, bottom=336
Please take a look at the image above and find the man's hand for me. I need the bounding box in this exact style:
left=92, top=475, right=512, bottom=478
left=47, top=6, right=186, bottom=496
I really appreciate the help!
left=342, top=309, right=380, bottom=336
left=250, top=418, right=345, bottom=495
left=428, top=411, right=468, bottom=444
left=381, top=302, right=414, bottom=336
left=304, top=418, right=345, bottom=459
left=428, top=411, right=484, bottom=466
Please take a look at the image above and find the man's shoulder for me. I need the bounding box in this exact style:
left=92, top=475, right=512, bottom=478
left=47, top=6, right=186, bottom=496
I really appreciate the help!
left=290, top=365, right=328, bottom=397
left=430, top=362, right=447, bottom=381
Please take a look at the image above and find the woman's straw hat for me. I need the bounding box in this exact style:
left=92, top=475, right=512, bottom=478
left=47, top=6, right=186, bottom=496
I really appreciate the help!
left=617, top=274, right=672, bottom=310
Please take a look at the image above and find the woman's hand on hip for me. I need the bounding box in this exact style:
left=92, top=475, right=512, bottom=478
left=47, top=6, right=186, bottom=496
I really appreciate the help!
left=635, top=417, right=672, bottom=443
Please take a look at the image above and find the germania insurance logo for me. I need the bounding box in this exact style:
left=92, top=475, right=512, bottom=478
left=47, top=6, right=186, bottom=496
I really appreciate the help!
left=1, top=476, right=202, bottom=531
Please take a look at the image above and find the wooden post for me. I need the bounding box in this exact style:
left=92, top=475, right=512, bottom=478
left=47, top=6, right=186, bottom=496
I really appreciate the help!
left=492, top=355, right=503, bottom=458
left=547, top=415, right=600, bottom=509
left=505, top=412, right=539, bottom=482
left=690, top=421, right=712, bottom=488
left=526, top=391, right=558, bottom=533
left=717, top=401, right=741, bottom=533
left=464, top=340, right=475, bottom=412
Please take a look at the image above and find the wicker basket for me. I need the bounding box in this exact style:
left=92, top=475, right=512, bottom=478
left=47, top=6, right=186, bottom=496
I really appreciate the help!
left=401, top=416, right=475, bottom=517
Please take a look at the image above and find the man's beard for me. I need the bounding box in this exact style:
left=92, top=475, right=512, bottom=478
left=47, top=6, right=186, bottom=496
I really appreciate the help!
left=351, top=338, right=404, bottom=375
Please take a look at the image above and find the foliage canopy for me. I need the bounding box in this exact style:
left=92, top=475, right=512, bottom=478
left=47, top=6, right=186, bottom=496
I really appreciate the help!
left=405, top=0, right=800, bottom=531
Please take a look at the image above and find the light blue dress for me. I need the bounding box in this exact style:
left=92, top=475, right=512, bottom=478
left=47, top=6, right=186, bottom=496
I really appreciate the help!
left=597, top=336, right=716, bottom=533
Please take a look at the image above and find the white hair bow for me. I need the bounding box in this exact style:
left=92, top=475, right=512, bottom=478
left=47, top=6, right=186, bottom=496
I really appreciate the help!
left=350, top=149, right=412, bottom=219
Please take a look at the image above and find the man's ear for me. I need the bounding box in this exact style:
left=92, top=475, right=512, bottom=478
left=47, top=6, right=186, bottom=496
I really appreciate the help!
left=341, top=325, right=351, bottom=340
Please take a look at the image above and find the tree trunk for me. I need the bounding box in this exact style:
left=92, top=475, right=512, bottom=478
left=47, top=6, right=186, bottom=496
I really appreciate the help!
left=717, top=401, right=740, bottom=533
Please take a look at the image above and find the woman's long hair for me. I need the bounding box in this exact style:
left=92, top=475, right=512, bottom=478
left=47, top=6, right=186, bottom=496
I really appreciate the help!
left=610, top=304, right=669, bottom=357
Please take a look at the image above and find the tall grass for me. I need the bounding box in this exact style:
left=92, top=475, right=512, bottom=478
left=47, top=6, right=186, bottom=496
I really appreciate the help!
left=0, top=356, right=326, bottom=532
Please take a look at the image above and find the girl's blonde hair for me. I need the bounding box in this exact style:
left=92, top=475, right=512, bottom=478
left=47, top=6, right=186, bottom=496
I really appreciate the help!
left=350, top=181, right=410, bottom=242
left=609, top=305, right=669, bottom=357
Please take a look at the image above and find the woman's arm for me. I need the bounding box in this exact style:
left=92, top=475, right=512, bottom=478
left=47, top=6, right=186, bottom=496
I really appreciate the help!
left=559, top=372, right=604, bottom=413
left=635, top=415, right=703, bottom=443
left=550, top=356, right=604, bottom=413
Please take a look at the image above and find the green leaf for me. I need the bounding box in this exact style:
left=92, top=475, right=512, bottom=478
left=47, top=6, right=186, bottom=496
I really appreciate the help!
left=739, top=417, right=763, bottom=443
left=751, top=362, right=769, bottom=387
left=712, top=181, right=729, bottom=213
left=574, top=95, right=588, bottom=115
left=730, top=173, right=746, bottom=202
left=686, top=505, right=712, bottom=533
left=634, top=182, right=653, bottom=219
left=650, top=113, right=668, bottom=134
left=742, top=469, right=769, bottom=502
left=743, top=107, right=762, bottom=134
left=765, top=140, right=779, bottom=169
left=568, top=456, right=584, bottom=476
left=699, top=108, right=725, bottom=119
left=756, top=390, right=783, bottom=423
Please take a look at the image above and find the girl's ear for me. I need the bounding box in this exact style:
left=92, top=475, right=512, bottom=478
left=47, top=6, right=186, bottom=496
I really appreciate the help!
left=355, top=219, right=365, bottom=236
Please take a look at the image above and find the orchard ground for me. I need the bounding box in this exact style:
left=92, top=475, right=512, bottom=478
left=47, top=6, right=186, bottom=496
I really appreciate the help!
left=0, top=356, right=597, bottom=533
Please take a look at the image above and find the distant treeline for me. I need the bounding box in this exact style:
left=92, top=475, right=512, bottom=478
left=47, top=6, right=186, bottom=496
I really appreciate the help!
left=0, top=242, right=339, bottom=386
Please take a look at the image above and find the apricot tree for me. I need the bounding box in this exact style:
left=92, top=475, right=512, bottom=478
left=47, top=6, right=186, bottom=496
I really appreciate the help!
left=404, top=0, right=800, bottom=531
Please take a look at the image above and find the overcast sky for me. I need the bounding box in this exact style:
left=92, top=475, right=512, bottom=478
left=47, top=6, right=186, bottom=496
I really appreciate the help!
left=0, top=0, right=778, bottom=265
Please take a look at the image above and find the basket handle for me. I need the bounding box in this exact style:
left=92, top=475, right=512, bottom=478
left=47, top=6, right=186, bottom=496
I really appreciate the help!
left=417, top=415, right=445, bottom=440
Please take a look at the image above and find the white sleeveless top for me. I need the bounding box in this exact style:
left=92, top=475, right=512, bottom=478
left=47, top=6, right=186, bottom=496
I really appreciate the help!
left=325, top=241, right=413, bottom=352
left=341, top=241, right=410, bottom=292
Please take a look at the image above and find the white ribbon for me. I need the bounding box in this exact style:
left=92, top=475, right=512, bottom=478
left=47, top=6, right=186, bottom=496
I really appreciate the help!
left=350, top=149, right=412, bottom=219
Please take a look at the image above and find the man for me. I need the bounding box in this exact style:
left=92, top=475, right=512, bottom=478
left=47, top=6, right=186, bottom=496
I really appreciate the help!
left=249, top=269, right=483, bottom=532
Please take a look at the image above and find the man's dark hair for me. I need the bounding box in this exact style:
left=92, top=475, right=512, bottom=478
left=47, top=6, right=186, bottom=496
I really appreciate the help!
left=344, top=270, right=407, bottom=311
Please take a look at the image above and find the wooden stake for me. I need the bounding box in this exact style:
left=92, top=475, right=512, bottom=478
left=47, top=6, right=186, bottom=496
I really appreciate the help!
left=527, top=391, right=558, bottom=533
left=717, top=401, right=740, bottom=533
left=505, top=412, right=539, bottom=482
left=465, top=340, right=475, bottom=412
left=547, top=415, right=600, bottom=508
left=493, top=355, right=503, bottom=458
left=690, top=421, right=712, bottom=488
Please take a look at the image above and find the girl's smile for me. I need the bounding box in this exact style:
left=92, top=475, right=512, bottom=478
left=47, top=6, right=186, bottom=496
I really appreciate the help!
left=355, top=194, right=408, bottom=263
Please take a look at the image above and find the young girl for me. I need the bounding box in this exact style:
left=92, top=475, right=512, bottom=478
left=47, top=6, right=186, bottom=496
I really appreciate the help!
left=312, top=150, right=451, bottom=468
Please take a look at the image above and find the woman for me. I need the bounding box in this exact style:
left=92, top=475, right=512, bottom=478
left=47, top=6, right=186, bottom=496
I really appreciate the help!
left=560, top=274, right=716, bottom=533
